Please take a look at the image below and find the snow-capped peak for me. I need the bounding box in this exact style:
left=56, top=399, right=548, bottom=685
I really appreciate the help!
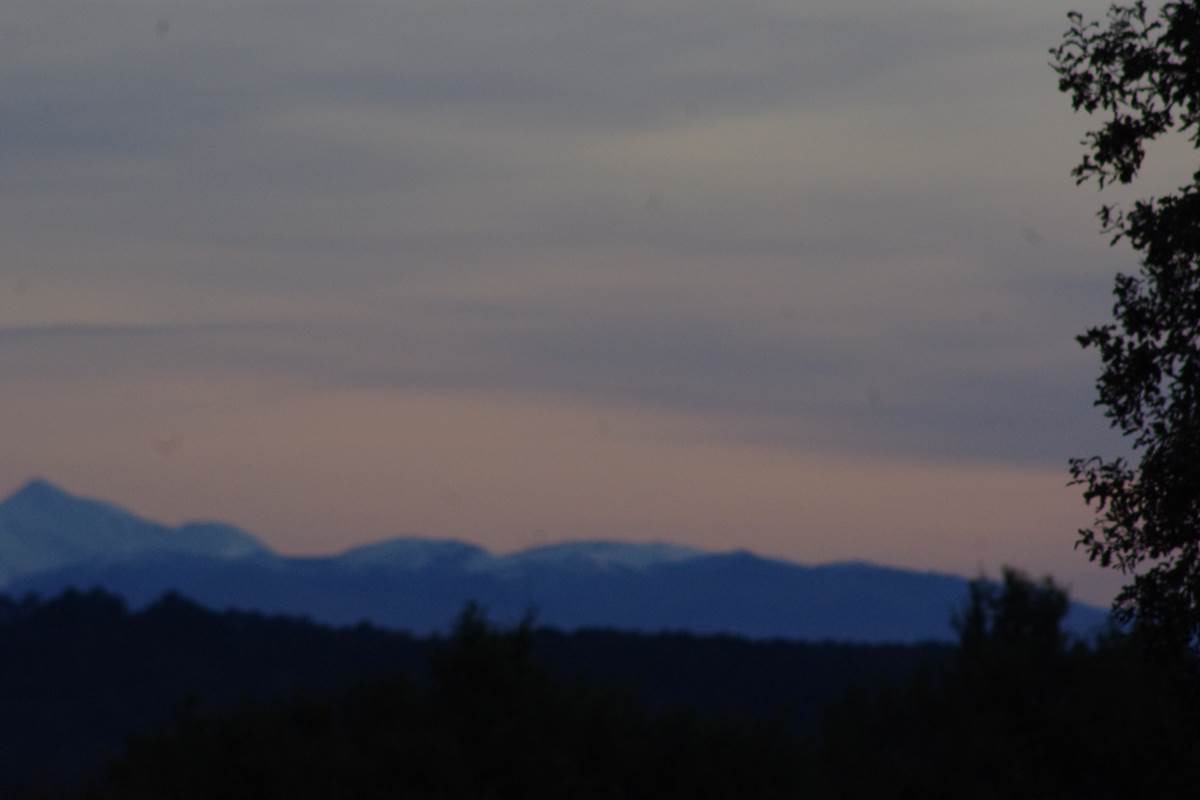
left=0, top=478, right=268, bottom=586
left=336, top=537, right=494, bottom=570
left=496, top=540, right=706, bottom=571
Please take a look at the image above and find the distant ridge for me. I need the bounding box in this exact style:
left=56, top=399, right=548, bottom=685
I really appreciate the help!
left=0, top=479, right=266, bottom=585
left=498, top=540, right=705, bottom=571
left=335, top=538, right=492, bottom=570
left=0, top=479, right=1110, bottom=642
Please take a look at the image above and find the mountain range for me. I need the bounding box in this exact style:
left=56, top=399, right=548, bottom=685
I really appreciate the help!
left=0, top=478, right=1109, bottom=642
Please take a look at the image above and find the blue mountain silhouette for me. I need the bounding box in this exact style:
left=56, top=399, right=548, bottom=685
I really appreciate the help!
left=0, top=479, right=1108, bottom=642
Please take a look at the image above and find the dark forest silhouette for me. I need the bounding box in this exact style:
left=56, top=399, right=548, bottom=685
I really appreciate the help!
left=4, top=574, right=1200, bottom=798
left=0, top=587, right=942, bottom=795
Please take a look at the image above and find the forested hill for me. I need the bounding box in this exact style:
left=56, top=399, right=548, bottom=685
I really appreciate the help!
left=0, top=589, right=426, bottom=792
left=7, top=578, right=1200, bottom=798
left=0, top=588, right=948, bottom=794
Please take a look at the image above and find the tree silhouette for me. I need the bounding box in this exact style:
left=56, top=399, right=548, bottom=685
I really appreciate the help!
left=817, top=569, right=1200, bottom=797
left=1052, top=1, right=1200, bottom=651
left=953, top=568, right=1069, bottom=668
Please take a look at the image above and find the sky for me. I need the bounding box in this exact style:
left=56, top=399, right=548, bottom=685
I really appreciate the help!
left=1, top=0, right=1185, bottom=605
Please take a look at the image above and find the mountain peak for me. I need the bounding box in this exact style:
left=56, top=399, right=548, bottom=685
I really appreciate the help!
left=336, top=537, right=492, bottom=570
left=4, top=478, right=76, bottom=509
left=0, top=479, right=270, bottom=586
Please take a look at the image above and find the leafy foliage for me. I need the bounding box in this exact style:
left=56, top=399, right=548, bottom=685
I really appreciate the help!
left=1052, top=1, right=1200, bottom=649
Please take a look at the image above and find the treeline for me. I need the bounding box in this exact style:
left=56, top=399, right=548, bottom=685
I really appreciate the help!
left=5, top=575, right=1200, bottom=797
left=81, top=607, right=808, bottom=800
left=0, top=589, right=427, bottom=791
left=817, top=571, right=1200, bottom=797
left=0, top=587, right=944, bottom=794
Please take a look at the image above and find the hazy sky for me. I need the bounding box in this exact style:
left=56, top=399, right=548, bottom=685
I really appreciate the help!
left=2, top=0, right=1182, bottom=604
